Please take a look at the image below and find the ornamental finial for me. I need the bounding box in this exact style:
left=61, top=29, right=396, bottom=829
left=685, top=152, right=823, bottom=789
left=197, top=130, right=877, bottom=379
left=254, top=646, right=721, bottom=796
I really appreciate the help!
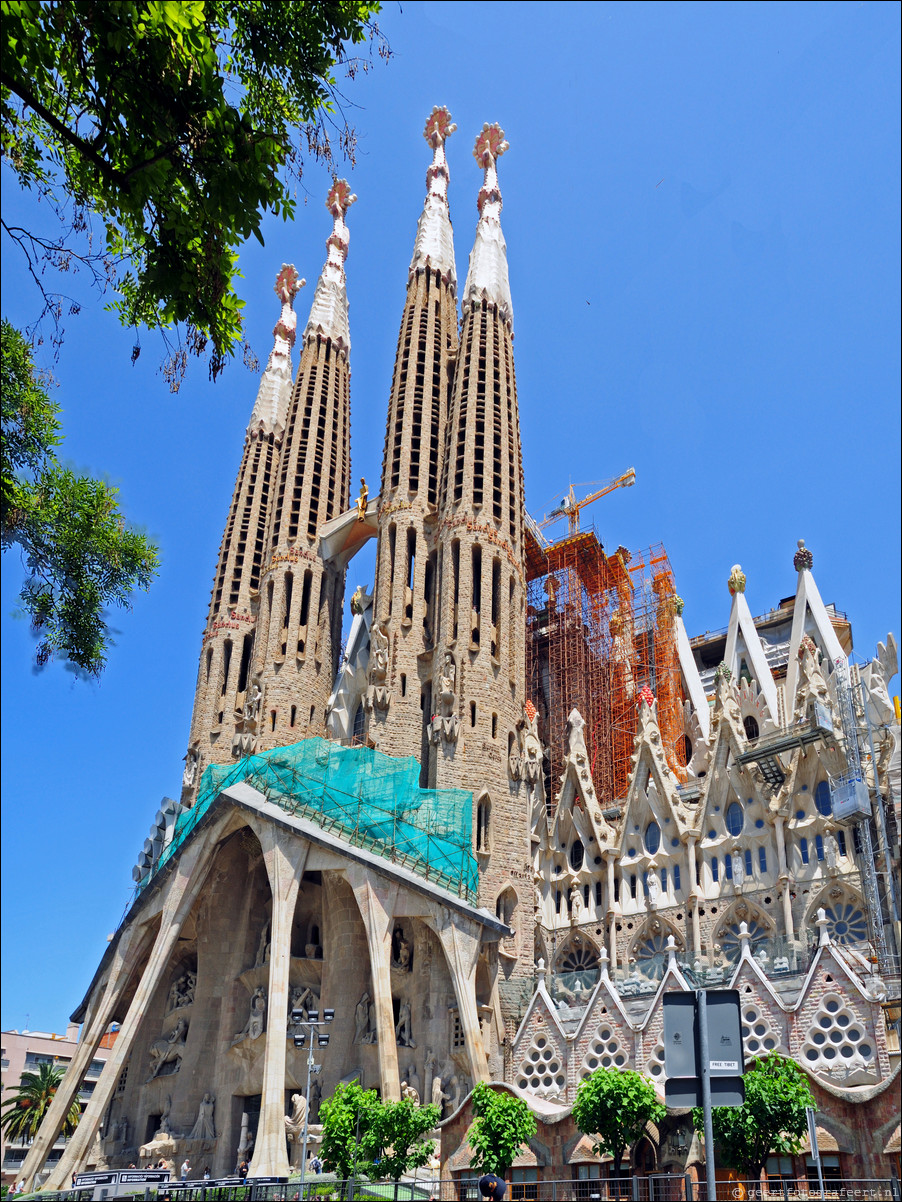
left=424, top=105, right=456, bottom=150
left=793, top=539, right=814, bottom=572
left=728, top=564, right=746, bottom=595
left=274, top=263, right=304, bottom=305
left=327, top=179, right=357, bottom=220
left=473, top=122, right=509, bottom=168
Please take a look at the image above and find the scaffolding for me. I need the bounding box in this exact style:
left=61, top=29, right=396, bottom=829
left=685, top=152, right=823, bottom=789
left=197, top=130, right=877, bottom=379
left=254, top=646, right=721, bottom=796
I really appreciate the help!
left=526, top=529, right=687, bottom=813
left=144, top=737, right=478, bottom=901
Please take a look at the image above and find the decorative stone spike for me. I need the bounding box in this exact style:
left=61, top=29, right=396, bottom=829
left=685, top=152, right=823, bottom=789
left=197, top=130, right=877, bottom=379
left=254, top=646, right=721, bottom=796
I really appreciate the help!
left=714, top=662, right=732, bottom=683
left=462, top=121, right=513, bottom=325
left=638, top=685, right=655, bottom=709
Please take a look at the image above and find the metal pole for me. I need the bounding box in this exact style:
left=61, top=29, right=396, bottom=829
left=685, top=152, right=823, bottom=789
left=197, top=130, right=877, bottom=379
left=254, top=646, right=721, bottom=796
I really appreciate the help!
left=299, top=1031, right=315, bottom=1195
left=697, top=991, right=716, bottom=1202
left=806, top=1108, right=825, bottom=1202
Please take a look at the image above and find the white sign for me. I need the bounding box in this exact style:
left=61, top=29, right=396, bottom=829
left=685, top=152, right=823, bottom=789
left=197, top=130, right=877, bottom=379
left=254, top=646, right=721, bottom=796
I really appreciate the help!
left=710, top=1060, right=739, bottom=1071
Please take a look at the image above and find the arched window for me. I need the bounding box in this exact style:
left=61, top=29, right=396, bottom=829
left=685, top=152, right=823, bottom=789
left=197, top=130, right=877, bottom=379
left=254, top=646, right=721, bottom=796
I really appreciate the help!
left=815, top=833, right=825, bottom=862
left=711, top=856, right=719, bottom=883
left=476, top=795, right=492, bottom=853
left=673, top=865, right=681, bottom=892
left=569, top=840, right=585, bottom=871
left=726, top=801, right=745, bottom=836
left=644, top=821, right=661, bottom=854
left=744, top=849, right=753, bottom=877
left=814, top=781, right=833, bottom=817
left=352, top=702, right=365, bottom=741
left=743, top=715, right=759, bottom=741
left=758, top=847, right=767, bottom=873
left=800, top=838, right=809, bottom=865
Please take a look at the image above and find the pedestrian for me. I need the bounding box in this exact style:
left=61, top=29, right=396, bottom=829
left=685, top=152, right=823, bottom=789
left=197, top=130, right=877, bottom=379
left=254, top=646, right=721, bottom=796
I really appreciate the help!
left=180, top=1158, right=191, bottom=1182
left=478, top=1174, right=507, bottom=1202
left=238, top=1159, right=249, bottom=1181
left=310, top=1155, right=322, bottom=1175
left=203, top=1167, right=211, bottom=1182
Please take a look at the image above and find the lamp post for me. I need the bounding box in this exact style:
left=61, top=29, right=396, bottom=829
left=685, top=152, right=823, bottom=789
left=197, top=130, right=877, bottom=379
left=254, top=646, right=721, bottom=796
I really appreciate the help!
left=292, top=1006, right=334, bottom=1192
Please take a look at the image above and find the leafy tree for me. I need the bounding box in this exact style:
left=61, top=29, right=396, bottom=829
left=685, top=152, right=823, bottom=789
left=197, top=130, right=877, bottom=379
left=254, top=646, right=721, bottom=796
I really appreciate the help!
left=1, top=0, right=388, bottom=384
left=468, top=1082, right=537, bottom=1177
left=0, top=1062, right=81, bottom=1143
left=318, top=1080, right=382, bottom=1182
left=367, top=1097, right=440, bottom=1181
left=2, top=319, right=158, bottom=674
left=692, top=1052, right=816, bottom=1179
left=571, top=1068, right=666, bottom=1173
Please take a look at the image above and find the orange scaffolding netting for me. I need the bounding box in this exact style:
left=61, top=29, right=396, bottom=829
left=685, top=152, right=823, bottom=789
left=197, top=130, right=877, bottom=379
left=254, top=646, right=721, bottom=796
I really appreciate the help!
left=525, top=528, right=687, bottom=813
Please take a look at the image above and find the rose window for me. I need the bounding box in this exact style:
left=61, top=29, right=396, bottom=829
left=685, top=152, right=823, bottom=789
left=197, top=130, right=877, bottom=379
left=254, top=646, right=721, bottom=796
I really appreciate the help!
left=559, top=943, right=600, bottom=974
left=634, top=930, right=679, bottom=979
left=719, top=917, right=771, bottom=962
left=823, top=901, right=867, bottom=945
left=646, top=1040, right=666, bottom=1081
left=741, top=1001, right=778, bottom=1059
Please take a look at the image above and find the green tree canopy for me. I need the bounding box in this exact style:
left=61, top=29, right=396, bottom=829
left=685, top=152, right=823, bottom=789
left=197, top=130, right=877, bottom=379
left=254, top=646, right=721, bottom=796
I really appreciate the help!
left=1, top=0, right=386, bottom=384
left=691, top=1052, right=816, bottom=1178
left=367, top=1096, right=440, bottom=1181
left=0, top=1062, right=81, bottom=1143
left=318, top=1080, right=382, bottom=1181
left=468, top=1082, right=538, bottom=1177
left=2, top=319, right=158, bottom=674
left=571, top=1068, right=666, bottom=1172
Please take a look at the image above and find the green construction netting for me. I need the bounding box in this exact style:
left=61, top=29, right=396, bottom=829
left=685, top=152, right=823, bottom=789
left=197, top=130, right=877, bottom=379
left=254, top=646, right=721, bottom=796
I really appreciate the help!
left=153, top=738, right=477, bottom=900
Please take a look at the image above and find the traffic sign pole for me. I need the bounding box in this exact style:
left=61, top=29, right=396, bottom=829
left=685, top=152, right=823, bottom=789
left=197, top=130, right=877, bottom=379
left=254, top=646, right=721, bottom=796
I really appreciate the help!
left=697, top=990, right=717, bottom=1202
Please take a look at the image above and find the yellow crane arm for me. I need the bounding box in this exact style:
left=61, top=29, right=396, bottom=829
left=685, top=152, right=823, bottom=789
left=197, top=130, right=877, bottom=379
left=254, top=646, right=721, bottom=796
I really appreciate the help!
left=537, top=467, right=636, bottom=535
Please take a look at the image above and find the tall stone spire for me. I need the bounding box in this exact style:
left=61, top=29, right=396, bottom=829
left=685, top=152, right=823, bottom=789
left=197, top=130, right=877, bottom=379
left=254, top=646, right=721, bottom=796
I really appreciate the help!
left=252, top=181, right=356, bottom=749
left=182, top=266, right=304, bottom=798
left=430, top=124, right=531, bottom=943
left=365, top=108, right=461, bottom=761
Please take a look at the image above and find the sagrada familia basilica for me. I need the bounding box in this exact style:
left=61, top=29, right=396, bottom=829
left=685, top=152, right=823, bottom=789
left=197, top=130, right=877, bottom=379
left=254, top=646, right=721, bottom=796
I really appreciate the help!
left=19, top=109, right=901, bottom=1189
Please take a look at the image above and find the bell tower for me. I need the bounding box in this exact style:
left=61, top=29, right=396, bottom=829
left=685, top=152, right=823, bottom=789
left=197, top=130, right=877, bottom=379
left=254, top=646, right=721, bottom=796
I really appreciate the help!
left=366, top=107, right=460, bottom=763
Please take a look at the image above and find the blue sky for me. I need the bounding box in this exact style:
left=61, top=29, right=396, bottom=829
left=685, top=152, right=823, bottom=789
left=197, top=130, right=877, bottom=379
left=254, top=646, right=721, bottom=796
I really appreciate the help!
left=1, top=1, right=899, bottom=1033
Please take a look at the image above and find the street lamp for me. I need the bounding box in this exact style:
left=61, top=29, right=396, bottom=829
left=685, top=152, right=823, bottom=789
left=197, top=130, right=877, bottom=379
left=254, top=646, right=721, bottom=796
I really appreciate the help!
left=292, top=1007, right=334, bottom=1189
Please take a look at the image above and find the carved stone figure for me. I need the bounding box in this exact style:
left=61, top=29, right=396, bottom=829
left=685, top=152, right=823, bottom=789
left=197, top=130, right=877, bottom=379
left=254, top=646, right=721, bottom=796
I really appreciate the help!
left=157, top=1096, right=172, bottom=1137
left=310, top=1076, right=322, bottom=1121
left=354, top=991, right=371, bottom=1044
left=117, top=1117, right=130, bottom=1146
left=646, top=871, right=660, bottom=908
left=236, top=1112, right=254, bottom=1162
left=392, top=926, right=412, bottom=971
left=235, top=986, right=266, bottom=1042
left=439, top=652, right=456, bottom=706
left=147, top=1018, right=188, bottom=1080
left=284, top=1092, right=307, bottom=1157
left=288, top=985, right=319, bottom=1027
left=405, top=1062, right=421, bottom=1101
left=431, top=1072, right=449, bottom=1116
left=371, top=622, right=390, bottom=681
left=401, top=1081, right=420, bottom=1104
left=356, top=477, right=369, bottom=521
left=569, top=884, right=583, bottom=923
left=254, top=923, right=271, bottom=968
left=189, top=1094, right=216, bottom=1141
left=732, top=851, right=745, bottom=890
left=395, top=999, right=415, bottom=1048
left=350, top=584, right=372, bottom=616
left=182, top=749, right=198, bottom=788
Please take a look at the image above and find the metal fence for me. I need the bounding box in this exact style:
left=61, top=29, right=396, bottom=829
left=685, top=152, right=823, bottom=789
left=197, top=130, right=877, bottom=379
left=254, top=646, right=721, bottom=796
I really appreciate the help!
left=27, top=1180, right=902, bottom=1202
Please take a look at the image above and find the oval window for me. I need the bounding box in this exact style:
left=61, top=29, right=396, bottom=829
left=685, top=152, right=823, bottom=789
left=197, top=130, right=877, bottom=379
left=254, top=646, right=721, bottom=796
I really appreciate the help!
left=726, top=801, right=744, bottom=836
left=644, top=822, right=661, bottom=854
left=569, top=840, right=584, bottom=870
left=814, top=781, right=833, bottom=817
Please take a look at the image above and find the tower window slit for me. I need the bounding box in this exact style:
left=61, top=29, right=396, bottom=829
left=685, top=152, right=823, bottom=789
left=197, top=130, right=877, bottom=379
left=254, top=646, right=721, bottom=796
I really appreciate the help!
left=451, top=539, right=460, bottom=641
left=388, top=525, right=397, bottom=617
left=490, top=558, right=500, bottom=658
left=220, top=640, right=232, bottom=696
left=290, top=705, right=296, bottom=728
left=236, top=633, right=253, bottom=694
left=405, top=528, right=416, bottom=624
left=270, top=710, right=276, bottom=733
left=471, top=545, right=482, bottom=648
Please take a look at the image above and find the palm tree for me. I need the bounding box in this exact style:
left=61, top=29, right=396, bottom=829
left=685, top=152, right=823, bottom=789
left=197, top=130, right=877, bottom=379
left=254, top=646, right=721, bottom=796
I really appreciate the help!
left=0, top=1062, right=81, bottom=1144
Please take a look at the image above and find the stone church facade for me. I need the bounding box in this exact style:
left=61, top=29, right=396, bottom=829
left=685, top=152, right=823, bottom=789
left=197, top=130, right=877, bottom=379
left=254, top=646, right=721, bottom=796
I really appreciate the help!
left=20, top=110, right=900, bottom=1190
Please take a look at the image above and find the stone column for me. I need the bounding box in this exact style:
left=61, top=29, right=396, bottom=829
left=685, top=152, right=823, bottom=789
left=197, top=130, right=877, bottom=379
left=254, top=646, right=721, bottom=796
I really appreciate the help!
left=428, top=908, right=489, bottom=1088
left=44, top=834, right=216, bottom=1189
left=347, top=869, right=401, bottom=1100
left=773, top=816, right=788, bottom=875
left=249, top=831, right=309, bottom=1177
left=20, top=925, right=142, bottom=1190
left=604, top=853, right=619, bottom=972
left=690, top=896, right=702, bottom=960
left=781, top=883, right=795, bottom=944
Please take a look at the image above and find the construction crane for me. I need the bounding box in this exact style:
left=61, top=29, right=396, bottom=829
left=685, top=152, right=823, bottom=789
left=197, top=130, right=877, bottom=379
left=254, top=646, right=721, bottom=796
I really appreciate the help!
left=537, top=467, right=636, bottom=538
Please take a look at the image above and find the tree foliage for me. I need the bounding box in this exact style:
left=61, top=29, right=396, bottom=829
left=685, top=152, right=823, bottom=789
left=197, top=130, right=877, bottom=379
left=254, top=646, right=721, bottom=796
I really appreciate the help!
left=0, top=1062, right=81, bottom=1143
left=1, top=0, right=387, bottom=384
left=572, top=1068, right=666, bottom=1171
left=468, top=1082, right=537, bottom=1177
left=318, top=1080, right=383, bottom=1181
left=368, top=1097, right=440, bottom=1181
left=691, top=1052, right=816, bottom=1178
left=319, top=1082, right=440, bottom=1182
left=2, top=319, right=158, bottom=675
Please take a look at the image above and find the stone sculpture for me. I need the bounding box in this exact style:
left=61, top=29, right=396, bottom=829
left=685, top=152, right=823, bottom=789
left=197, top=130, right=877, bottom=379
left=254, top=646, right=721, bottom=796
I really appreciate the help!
left=310, top=1076, right=322, bottom=1121
left=395, top=998, right=416, bottom=1048
left=401, top=1080, right=420, bottom=1104
left=188, top=1093, right=216, bottom=1141
left=237, top=1112, right=254, bottom=1162
left=354, top=991, right=372, bottom=1044
left=235, top=986, right=266, bottom=1042
left=147, top=1017, right=188, bottom=1080
left=254, top=923, right=271, bottom=968
left=284, top=1093, right=307, bottom=1167
left=391, top=926, right=412, bottom=971
left=182, top=749, right=198, bottom=788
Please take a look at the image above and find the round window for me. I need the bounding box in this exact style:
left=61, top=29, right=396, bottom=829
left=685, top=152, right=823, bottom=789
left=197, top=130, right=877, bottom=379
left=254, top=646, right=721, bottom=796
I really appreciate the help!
left=644, top=822, right=661, bottom=854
